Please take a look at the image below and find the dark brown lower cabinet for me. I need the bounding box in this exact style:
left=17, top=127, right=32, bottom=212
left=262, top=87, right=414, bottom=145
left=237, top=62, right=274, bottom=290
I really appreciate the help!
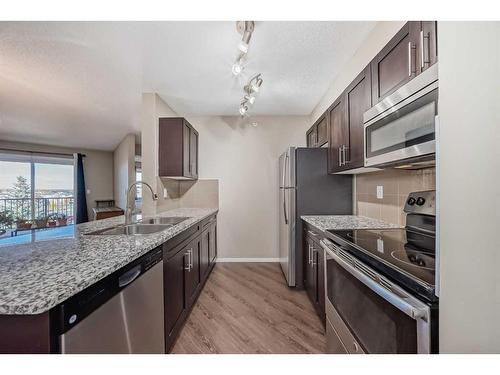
left=184, top=237, right=201, bottom=308
left=303, top=229, right=325, bottom=326
left=164, top=214, right=217, bottom=352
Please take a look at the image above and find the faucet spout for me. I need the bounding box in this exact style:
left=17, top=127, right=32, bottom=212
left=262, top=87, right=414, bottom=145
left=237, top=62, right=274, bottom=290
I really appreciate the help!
left=125, top=181, right=158, bottom=225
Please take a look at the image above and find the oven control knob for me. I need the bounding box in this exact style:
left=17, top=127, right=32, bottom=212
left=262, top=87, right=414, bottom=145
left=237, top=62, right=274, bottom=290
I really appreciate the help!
left=407, top=197, right=416, bottom=206
left=416, top=197, right=426, bottom=206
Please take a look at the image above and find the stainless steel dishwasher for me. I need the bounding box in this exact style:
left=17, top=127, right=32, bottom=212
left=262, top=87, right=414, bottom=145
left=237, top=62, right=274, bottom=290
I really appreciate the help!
left=57, top=247, right=164, bottom=353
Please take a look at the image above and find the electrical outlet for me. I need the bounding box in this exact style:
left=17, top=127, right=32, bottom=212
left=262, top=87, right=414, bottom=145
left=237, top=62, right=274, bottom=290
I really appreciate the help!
left=86, top=189, right=91, bottom=195
left=376, top=185, right=383, bottom=199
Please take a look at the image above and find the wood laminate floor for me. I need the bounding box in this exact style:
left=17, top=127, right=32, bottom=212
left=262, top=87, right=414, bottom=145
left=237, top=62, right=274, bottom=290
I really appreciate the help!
left=171, top=262, right=326, bottom=354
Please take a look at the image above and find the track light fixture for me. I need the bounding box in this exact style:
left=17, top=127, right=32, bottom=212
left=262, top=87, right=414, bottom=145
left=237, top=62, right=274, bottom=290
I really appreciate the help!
left=233, top=21, right=263, bottom=118
left=232, top=21, right=255, bottom=77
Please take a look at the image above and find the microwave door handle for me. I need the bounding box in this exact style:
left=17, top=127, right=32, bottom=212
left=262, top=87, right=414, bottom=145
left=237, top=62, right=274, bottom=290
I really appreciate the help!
left=319, top=240, right=429, bottom=322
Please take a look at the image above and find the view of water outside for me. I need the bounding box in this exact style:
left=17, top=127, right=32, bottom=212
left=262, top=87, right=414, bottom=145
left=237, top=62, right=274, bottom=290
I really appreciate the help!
left=0, top=160, right=74, bottom=232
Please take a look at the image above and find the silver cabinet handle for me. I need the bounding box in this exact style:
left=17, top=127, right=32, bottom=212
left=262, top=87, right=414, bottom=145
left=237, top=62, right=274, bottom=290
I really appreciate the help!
left=184, top=249, right=193, bottom=271
left=353, top=341, right=359, bottom=353
left=308, top=245, right=313, bottom=265
left=407, top=42, right=416, bottom=77
left=420, top=30, right=425, bottom=69
left=311, top=247, right=317, bottom=266
left=342, top=145, right=349, bottom=165
left=338, top=146, right=342, bottom=166
left=307, top=230, right=317, bottom=237
left=420, top=30, right=431, bottom=69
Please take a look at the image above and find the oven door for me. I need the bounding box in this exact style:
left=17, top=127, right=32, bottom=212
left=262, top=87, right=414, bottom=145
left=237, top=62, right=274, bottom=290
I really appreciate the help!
left=364, top=65, right=438, bottom=168
left=321, top=239, right=431, bottom=354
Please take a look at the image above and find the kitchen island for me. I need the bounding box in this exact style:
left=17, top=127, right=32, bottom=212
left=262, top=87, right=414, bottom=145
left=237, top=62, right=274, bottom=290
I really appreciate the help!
left=0, top=207, right=218, bottom=353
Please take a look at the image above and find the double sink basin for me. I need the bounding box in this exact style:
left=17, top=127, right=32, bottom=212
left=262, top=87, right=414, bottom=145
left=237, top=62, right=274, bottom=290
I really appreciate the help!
left=85, top=217, right=190, bottom=236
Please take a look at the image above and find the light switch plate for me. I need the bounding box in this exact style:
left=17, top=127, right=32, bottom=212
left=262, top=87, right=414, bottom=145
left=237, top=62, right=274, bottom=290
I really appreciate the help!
left=376, top=186, right=383, bottom=199
left=86, top=189, right=91, bottom=195
left=163, top=188, right=168, bottom=199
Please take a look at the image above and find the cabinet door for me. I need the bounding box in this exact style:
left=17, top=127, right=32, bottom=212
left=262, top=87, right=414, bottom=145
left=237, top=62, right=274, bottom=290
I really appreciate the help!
left=182, top=123, right=191, bottom=177
left=344, top=65, right=372, bottom=169
left=200, top=227, right=210, bottom=280
left=304, top=237, right=317, bottom=305
left=209, top=221, right=217, bottom=264
left=316, top=116, right=328, bottom=147
left=371, top=22, right=420, bottom=103
left=164, top=248, right=188, bottom=340
left=316, top=245, right=325, bottom=321
left=306, top=126, right=317, bottom=147
left=419, top=21, right=438, bottom=73
left=327, top=97, right=348, bottom=173
left=184, top=238, right=201, bottom=308
left=190, top=128, right=198, bottom=179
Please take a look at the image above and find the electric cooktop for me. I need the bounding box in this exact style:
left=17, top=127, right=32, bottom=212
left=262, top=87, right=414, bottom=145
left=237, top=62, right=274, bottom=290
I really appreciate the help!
left=326, top=228, right=437, bottom=301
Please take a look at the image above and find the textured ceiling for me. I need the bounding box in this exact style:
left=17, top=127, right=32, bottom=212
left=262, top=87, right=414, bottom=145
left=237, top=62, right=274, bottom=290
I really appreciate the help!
left=0, top=21, right=375, bottom=150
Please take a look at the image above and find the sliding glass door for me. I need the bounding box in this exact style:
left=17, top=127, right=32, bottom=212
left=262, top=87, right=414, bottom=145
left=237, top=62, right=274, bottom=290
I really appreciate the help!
left=0, top=151, right=74, bottom=235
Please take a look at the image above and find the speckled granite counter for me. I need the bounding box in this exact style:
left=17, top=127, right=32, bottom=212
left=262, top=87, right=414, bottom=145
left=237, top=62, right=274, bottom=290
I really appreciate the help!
left=301, top=215, right=400, bottom=233
left=0, top=207, right=217, bottom=315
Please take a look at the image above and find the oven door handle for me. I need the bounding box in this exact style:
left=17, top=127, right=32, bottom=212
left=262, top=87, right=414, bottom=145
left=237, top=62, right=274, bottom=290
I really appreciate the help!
left=320, top=239, right=430, bottom=322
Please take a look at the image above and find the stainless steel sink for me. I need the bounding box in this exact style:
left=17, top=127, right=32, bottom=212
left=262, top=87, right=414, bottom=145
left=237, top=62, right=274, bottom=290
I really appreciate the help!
left=139, top=217, right=189, bottom=226
left=85, top=224, right=172, bottom=236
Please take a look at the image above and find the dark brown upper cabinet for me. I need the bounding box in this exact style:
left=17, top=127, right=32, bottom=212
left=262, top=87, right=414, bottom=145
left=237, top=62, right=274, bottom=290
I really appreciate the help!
left=419, top=21, right=438, bottom=73
left=327, top=65, right=371, bottom=174
left=159, top=117, right=199, bottom=180
left=327, top=97, right=346, bottom=172
left=306, top=114, right=327, bottom=147
left=371, top=21, right=438, bottom=104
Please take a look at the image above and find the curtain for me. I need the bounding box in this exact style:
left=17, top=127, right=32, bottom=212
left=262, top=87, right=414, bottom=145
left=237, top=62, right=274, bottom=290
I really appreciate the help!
left=74, top=153, right=88, bottom=223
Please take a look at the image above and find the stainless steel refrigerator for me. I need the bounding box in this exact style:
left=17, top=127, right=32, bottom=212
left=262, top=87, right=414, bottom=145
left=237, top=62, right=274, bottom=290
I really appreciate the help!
left=279, top=147, right=352, bottom=287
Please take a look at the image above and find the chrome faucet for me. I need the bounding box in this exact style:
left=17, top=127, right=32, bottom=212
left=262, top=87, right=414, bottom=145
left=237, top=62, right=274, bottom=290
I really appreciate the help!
left=125, top=181, right=158, bottom=225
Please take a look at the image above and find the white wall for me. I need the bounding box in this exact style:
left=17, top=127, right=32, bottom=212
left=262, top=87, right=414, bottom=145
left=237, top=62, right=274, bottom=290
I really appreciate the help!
left=438, top=22, right=500, bottom=353
left=113, top=134, right=136, bottom=210
left=310, top=21, right=405, bottom=123
left=190, top=116, right=308, bottom=260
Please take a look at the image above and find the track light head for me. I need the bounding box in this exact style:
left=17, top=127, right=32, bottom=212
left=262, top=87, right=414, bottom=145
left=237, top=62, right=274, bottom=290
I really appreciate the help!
left=232, top=61, right=244, bottom=76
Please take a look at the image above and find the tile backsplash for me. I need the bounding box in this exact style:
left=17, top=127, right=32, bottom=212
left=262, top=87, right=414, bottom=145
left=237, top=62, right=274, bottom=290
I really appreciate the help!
left=355, top=168, right=435, bottom=226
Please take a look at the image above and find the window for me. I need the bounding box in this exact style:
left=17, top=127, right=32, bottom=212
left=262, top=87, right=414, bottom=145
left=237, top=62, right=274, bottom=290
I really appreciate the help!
left=0, top=151, right=75, bottom=236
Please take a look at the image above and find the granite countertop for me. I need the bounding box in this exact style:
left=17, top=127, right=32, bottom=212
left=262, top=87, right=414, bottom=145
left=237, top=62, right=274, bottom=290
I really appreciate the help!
left=301, top=215, right=401, bottom=233
left=0, top=207, right=218, bottom=315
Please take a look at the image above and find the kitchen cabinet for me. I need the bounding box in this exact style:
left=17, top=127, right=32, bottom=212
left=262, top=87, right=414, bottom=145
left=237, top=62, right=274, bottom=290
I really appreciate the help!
left=208, top=220, right=217, bottom=264
left=342, top=65, right=372, bottom=170
left=163, top=213, right=217, bottom=352
left=164, top=243, right=189, bottom=350
left=371, top=21, right=438, bottom=104
left=303, top=228, right=325, bottom=325
left=184, top=237, right=201, bottom=308
left=159, top=117, right=199, bottom=180
left=327, top=97, right=347, bottom=173
left=306, top=114, right=327, bottom=147
left=200, top=226, right=210, bottom=279
left=419, top=21, right=438, bottom=72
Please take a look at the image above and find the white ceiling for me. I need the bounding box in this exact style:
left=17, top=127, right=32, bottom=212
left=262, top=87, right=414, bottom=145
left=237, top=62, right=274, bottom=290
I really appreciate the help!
left=0, top=21, right=376, bottom=150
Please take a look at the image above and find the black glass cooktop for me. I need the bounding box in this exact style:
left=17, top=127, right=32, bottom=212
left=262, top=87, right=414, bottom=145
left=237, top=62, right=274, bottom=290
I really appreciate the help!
left=326, top=228, right=436, bottom=301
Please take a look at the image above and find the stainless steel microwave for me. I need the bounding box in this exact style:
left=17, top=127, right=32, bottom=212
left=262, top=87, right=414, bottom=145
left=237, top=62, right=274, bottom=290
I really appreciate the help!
left=363, top=64, right=438, bottom=168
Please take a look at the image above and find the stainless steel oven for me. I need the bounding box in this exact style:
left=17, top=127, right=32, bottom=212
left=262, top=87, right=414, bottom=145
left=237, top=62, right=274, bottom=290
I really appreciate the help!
left=321, top=238, right=432, bottom=354
left=363, top=63, right=438, bottom=168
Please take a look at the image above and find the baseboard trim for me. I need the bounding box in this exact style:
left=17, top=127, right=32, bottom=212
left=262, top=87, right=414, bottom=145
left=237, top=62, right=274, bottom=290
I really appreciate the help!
left=216, top=258, right=279, bottom=263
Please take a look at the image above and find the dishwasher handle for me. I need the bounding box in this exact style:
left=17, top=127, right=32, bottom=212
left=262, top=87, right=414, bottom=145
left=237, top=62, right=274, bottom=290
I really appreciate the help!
left=118, top=265, right=142, bottom=288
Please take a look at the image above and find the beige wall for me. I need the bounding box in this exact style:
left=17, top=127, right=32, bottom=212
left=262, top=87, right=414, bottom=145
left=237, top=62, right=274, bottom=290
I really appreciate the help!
left=0, top=140, right=114, bottom=219
left=438, top=22, right=500, bottom=353
left=310, top=21, right=405, bottom=124
left=355, top=168, right=435, bottom=226
left=113, top=134, right=136, bottom=210
left=189, top=115, right=308, bottom=260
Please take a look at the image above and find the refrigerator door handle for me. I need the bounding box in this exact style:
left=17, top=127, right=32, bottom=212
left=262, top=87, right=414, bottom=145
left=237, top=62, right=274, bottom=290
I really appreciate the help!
left=283, top=152, right=289, bottom=224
